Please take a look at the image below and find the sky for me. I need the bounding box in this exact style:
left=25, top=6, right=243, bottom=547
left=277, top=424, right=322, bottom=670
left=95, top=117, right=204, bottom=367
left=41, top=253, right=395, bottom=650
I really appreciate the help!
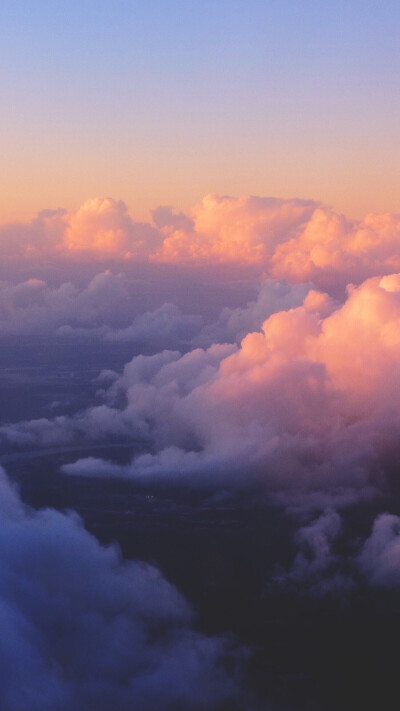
left=1, top=0, right=400, bottom=222
left=3, top=4, right=400, bottom=709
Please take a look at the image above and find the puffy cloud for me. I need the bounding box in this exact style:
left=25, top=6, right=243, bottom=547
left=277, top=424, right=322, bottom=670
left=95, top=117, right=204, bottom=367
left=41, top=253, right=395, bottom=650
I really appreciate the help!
left=0, top=467, right=240, bottom=710
left=270, top=208, right=355, bottom=289
left=0, top=346, right=236, bottom=450
left=153, top=194, right=318, bottom=265
left=149, top=199, right=400, bottom=296
left=313, top=274, right=400, bottom=403
left=0, top=209, right=66, bottom=259
left=0, top=269, right=315, bottom=348
left=271, top=209, right=400, bottom=292
left=0, top=198, right=161, bottom=262
left=0, top=272, right=130, bottom=335
left=273, top=510, right=354, bottom=596
left=273, top=507, right=400, bottom=597
left=291, top=510, right=343, bottom=578
left=358, top=513, right=400, bottom=588
left=149, top=197, right=400, bottom=294
left=4, top=257, right=400, bottom=509
left=0, top=271, right=203, bottom=347
left=195, top=278, right=314, bottom=347
left=2, top=195, right=400, bottom=294
left=103, top=303, right=202, bottom=347
left=64, top=198, right=162, bottom=259
left=53, top=273, right=400, bottom=511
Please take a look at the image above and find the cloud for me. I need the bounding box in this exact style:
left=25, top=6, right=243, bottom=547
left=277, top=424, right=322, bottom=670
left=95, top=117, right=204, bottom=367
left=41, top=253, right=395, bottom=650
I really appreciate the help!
left=152, top=194, right=318, bottom=265
left=0, top=271, right=203, bottom=347
left=151, top=205, right=194, bottom=232
left=0, top=198, right=161, bottom=262
left=0, top=467, right=240, bottom=710
left=64, top=198, right=162, bottom=259
left=0, top=271, right=130, bottom=335
left=195, top=278, right=315, bottom=347
left=148, top=196, right=400, bottom=295
left=272, top=507, right=400, bottom=597
left=52, top=273, right=400, bottom=511
left=0, top=268, right=315, bottom=348
left=358, top=513, right=400, bottom=588
left=3, top=199, right=400, bottom=509
left=2, top=194, right=400, bottom=294
left=0, top=209, right=67, bottom=259
left=102, top=303, right=203, bottom=347
left=271, top=208, right=400, bottom=292
left=291, top=510, right=343, bottom=578
left=273, top=510, right=354, bottom=596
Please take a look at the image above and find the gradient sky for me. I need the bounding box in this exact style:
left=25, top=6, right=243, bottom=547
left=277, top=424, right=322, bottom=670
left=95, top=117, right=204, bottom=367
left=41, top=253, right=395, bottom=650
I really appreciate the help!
left=1, top=0, right=400, bottom=222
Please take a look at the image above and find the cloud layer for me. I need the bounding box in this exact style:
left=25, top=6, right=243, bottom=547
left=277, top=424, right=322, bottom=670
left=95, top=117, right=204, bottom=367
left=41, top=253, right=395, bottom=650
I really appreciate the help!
left=3, top=271, right=399, bottom=515
left=0, top=270, right=203, bottom=347
left=3, top=194, right=400, bottom=294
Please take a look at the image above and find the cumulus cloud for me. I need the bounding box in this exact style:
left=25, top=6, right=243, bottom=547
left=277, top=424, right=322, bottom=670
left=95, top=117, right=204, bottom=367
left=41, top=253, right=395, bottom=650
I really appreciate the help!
left=2, top=194, right=400, bottom=294
left=0, top=271, right=130, bottom=335
left=290, top=510, right=343, bottom=578
left=0, top=273, right=365, bottom=517
left=270, top=208, right=400, bottom=293
left=7, top=192, right=400, bottom=706
left=0, top=467, right=240, bottom=710
left=0, top=268, right=318, bottom=348
left=64, top=198, right=162, bottom=259
left=0, top=198, right=161, bottom=262
left=50, top=273, right=400, bottom=511
left=0, top=271, right=203, bottom=347
left=285, top=509, right=400, bottom=594
left=103, top=303, right=202, bottom=347
left=152, top=194, right=318, bottom=265
left=4, top=198, right=400, bottom=509
left=0, top=208, right=67, bottom=259
left=154, top=197, right=400, bottom=292
left=195, top=279, right=315, bottom=347
left=272, top=510, right=354, bottom=596
left=358, top=513, right=400, bottom=588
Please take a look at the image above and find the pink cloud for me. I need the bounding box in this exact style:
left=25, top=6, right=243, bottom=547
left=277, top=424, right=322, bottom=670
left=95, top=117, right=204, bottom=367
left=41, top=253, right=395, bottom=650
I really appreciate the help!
left=25, top=272, right=393, bottom=509
left=2, top=194, right=400, bottom=297
left=152, top=194, right=317, bottom=265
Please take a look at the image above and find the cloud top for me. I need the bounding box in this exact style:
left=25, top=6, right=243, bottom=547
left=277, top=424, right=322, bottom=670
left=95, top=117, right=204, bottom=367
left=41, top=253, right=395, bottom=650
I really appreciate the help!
left=3, top=195, right=400, bottom=293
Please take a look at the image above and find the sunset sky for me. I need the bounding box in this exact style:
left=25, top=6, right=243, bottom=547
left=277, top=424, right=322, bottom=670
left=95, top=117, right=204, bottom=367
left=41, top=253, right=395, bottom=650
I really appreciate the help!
left=2, top=0, right=400, bottom=222
left=2, top=3, right=400, bottom=710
